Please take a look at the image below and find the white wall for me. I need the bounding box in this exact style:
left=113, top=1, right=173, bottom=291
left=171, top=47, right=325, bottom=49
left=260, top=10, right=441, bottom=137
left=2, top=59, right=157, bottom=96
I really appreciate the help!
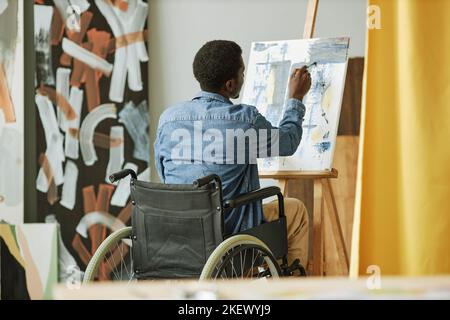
left=148, top=0, right=367, bottom=179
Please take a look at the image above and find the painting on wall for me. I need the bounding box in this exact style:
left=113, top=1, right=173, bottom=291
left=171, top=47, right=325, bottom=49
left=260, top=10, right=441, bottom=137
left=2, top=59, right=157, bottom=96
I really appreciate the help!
left=0, top=223, right=58, bottom=300
left=33, top=0, right=150, bottom=278
left=242, top=37, right=349, bottom=171
left=0, top=0, right=24, bottom=224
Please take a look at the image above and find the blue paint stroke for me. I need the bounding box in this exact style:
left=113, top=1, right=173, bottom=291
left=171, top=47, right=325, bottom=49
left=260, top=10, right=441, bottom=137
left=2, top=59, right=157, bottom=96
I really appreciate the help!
left=253, top=42, right=278, bottom=52
left=307, top=37, right=349, bottom=64
left=314, top=141, right=331, bottom=154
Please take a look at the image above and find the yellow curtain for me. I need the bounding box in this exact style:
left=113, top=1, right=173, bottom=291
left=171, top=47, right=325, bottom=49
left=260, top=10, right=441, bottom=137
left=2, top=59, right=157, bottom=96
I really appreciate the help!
left=351, top=0, right=450, bottom=276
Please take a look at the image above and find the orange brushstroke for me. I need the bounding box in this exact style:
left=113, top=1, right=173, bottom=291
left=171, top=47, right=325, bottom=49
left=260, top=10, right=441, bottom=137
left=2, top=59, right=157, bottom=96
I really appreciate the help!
left=38, top=154, right=53, bottom=184
left=68, top=128, right=79, bottom=138
left=117, top=203, right=132, bottom=223
left=95, top=184, right=115, bottom=248
left=0, top=64, right=16, bottom=123
left=93, top=132, right=123, bottom=149
left=72, top=234, right=92, bottom=266
left=118, top=1, right=129, bottom=11
left=37, top=85, right=77, bottom=121
left=51, top=8, right=64, bottom=45
left=69, top=42, right=92, bottom=87
left=107, top=30, right=148, bottom=53
left=82, top=185, right=103, bottom=257
left=105, top=0, right=129, bottom=12
left=38, top=153, right=58, bottom=205
left=47, top=179, right=59, bottom=205
left=60, top=11, right=93, bottom=66
left=68, top=129, right=122, bottom=149
left=82, top=186, right=96, bottom=214
left=84, top=67, right=98, bottom=111
left=96, top=184, right=115, bottom=214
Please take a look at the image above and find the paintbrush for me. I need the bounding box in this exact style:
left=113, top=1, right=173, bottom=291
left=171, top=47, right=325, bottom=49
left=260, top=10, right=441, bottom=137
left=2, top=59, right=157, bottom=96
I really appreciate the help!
left=306, top=62, right=317, bottom=70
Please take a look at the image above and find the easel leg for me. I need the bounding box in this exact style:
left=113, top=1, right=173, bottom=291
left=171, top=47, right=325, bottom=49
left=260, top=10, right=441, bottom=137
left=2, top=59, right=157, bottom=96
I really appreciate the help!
left=303, top=0, right=319, bottom=39
left=278, top=179, right=288, bottom=196
left=322, top=179, right=350, bottom=274
left=312, top=179, right=324, bottom=276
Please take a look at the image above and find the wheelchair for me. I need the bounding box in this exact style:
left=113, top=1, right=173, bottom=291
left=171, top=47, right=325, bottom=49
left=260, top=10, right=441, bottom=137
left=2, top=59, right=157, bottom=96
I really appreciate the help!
left=83, top=169, right=306, bottom=283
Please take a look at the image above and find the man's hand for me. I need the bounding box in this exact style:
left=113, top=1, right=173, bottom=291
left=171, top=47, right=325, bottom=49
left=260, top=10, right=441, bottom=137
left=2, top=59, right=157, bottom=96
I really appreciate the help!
left=288, top=66, right=312, bottom=101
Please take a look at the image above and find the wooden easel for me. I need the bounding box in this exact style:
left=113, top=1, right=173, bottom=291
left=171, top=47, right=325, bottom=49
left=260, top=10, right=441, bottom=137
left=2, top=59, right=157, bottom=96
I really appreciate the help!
left=259, top=0, right=349, bottom=276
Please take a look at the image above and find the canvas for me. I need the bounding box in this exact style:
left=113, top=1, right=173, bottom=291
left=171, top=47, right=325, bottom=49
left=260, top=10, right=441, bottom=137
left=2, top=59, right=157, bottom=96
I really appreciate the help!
left=0, top=223, right=58, bottom=300
left=242, top=37, right=349, bottom=171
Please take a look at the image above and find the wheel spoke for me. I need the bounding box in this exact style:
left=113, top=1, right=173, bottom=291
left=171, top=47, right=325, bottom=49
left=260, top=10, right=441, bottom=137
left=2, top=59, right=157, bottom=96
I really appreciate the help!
left=106, top=248, right=119, bottom=280
left=242, top=248, right=247, bottom=278
left=109, top=247, right=120, bottom=280
left=214, top=244, right=277, bottom=280
left=231, top=253, right=237, bottom=277
left=119, top=242, right=130, bottom=280
left=118, top=243, right=124, bottom=278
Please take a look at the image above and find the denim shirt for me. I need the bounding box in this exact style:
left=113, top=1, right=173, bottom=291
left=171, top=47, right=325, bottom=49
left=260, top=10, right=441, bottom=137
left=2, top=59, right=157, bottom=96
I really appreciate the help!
left=154, top=91, right=305, bottom=236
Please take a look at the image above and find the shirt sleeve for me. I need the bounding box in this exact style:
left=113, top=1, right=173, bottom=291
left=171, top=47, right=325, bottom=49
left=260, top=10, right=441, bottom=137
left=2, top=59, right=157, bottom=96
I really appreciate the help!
left=253, top=98, right=306, bottom=158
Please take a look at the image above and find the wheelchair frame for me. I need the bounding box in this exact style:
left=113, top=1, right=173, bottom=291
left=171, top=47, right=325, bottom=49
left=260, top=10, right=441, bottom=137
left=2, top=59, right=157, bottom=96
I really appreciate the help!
left=83, top=170, right=306, bottom=283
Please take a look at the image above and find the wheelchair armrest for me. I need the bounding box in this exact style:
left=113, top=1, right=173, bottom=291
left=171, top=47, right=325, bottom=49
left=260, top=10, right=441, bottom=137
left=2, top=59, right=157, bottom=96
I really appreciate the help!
left=223, top=186, right=285, bottom=217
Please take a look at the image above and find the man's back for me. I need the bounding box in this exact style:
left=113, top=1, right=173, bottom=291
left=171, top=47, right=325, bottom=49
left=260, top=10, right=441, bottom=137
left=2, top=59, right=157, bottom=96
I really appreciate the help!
left=154, top=90, right=305, bottom=235
left=154, top=91, right=264, bottom=235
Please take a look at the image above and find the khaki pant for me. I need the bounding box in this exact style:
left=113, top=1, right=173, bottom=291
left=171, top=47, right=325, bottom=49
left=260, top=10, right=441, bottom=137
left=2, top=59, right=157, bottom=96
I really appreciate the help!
left=263, top=198, right=309, bottom=267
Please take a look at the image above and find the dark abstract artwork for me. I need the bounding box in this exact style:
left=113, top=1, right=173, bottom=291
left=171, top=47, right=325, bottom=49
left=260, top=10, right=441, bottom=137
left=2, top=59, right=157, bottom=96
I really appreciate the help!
left=33, top=0, right=149, bottom=281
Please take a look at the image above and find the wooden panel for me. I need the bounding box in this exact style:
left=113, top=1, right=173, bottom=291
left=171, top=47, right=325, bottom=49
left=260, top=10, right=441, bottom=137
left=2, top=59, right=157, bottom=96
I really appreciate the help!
left=325, top=136, right=359, bottom=275
left=323, top=179, right=349, bottom=275
left=312, top=179, right=324, bottom=276
left=338, top=57, right=364, bottom=135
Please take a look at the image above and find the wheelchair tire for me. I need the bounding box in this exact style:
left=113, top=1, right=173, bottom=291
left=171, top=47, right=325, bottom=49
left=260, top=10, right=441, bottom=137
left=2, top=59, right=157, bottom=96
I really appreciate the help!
left=83, top=226, right=133, bottom=284
left=200, top=234, right=281, bottom=280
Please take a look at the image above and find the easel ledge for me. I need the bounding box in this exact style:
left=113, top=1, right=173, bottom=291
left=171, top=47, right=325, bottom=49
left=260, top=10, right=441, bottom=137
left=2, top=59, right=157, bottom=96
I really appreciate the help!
left=259, top=168, right=338, bottom=180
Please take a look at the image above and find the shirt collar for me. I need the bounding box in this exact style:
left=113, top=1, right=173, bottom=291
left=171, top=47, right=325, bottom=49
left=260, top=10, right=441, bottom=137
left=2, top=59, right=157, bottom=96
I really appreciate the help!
left=192, top=91, right=233, bottom=105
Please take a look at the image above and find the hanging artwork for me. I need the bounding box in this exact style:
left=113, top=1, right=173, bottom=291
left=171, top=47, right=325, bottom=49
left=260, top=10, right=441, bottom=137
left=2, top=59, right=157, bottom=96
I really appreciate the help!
left=33, top=0, right=149, bottom=278
left=242, top=37, right=349, bottom=171
left=0, top=223, right=58, bottom=300
left=0, top=0, right=24, bottom=224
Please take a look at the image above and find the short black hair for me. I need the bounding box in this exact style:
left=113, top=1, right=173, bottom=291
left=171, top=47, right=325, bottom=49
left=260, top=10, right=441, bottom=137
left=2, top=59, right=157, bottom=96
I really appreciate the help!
left=193, top=40, right=243, bottom=91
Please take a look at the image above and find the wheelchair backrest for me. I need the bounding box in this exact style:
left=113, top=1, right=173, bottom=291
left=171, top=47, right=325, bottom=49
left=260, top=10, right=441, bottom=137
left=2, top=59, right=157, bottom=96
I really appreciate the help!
left=130, top=179, right=223, bottom=279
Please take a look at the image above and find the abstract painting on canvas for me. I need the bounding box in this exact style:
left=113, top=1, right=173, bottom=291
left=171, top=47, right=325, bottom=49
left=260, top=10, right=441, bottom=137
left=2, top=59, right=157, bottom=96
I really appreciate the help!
left=33, top=0, right=149, bottom=280
left=241, top=37, right=349, bottom=171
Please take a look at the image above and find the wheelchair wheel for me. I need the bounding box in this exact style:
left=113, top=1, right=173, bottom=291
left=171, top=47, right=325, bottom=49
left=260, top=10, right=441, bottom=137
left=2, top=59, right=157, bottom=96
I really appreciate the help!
left=200, top=234, right=281, bottom=280
left=83, top=227, right=134, bottom=284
